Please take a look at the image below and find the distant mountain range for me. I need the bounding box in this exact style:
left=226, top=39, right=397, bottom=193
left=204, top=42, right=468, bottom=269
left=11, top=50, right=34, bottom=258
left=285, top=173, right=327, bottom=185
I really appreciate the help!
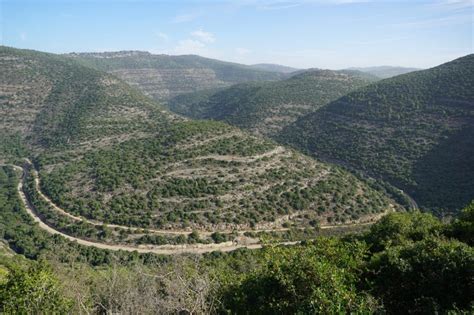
left=67, top=51, right=286, bottom=101
left=345, top=66, right=420, bottom=79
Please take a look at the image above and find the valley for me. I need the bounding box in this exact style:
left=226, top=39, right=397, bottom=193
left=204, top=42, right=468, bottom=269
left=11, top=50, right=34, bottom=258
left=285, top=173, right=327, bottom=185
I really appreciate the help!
left=5, top=161, right=385, bottom=255
left=0, top=15, right=472, bottom=311
left=0, top=46, right=399, bottom=247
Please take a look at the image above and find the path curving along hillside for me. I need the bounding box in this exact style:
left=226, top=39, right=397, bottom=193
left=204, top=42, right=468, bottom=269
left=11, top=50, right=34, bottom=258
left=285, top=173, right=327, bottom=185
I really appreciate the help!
left=2, top=162, right=392, bottom=255
left=10, top=163, right=297, bottom=254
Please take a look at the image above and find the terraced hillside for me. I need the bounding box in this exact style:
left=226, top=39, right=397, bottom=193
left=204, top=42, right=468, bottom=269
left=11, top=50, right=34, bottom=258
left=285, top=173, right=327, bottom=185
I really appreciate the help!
left=67, top=51, right=285, bottom=102
left=168, top=69, right=377, bottom=137
left=280, top=54, right=474, bottom=215
left=0, top=46, right=399, bottom=239
left=0, top=46, right=171, bottom=158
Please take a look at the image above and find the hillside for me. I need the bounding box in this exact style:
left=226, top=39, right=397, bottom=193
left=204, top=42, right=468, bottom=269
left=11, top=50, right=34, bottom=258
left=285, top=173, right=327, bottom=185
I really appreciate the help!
left=168, top=69, right=378, bottom=137
left=67, top=51, right=285, bottom=102
left=346, top=66, right=420, bottom=78
left=280, top=54, right=474, bottom=214
left=250, top=63, right=300, bottom=73
left=0, top=46, right=169, bottom=155
left=0, top=46, right=399, bottom=241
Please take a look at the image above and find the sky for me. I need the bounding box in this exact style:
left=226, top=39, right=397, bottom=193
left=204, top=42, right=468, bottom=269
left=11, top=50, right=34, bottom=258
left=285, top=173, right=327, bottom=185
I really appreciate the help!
left=1, top=0, right=473, bottom=69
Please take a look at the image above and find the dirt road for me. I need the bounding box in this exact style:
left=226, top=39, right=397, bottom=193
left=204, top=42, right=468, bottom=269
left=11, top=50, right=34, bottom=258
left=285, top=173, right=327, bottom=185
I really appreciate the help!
left=3, top=162, right=387, bottom=255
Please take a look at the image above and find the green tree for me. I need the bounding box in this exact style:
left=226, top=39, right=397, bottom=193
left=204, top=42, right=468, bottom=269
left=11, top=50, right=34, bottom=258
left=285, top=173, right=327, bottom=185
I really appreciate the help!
left=364, top=238, right=474, bottom=314
left=218, top=239, right=380, bottom=314
left=446, top=200, right=474, bottom=245
left=365, top=211, right=442, bottom=252
left=0, top=261, right=72, bottom=314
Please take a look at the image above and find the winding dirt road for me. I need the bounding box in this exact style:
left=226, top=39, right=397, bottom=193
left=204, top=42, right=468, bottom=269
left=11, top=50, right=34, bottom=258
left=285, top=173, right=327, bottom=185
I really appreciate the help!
left=3, top=161, right=387, bottom=255
left=6, top=163, right=301, bottom=254
left=26, top=158, right=384, bottom=237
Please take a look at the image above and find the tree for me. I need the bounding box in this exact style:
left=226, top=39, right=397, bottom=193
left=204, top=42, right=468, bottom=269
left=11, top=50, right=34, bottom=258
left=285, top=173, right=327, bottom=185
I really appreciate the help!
left=447, top=200, right=474, bottom=245
left=364, top=238, right=474, bottom=314
left=218, top=239, right=380, bottom=314
left=0, top=261, right=72, bottom=314
left=365, top=211, right=442, bottom=252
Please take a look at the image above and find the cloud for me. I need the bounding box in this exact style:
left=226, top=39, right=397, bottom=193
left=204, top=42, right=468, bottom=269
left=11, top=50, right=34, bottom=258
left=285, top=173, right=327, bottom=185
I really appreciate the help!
left=170, top=28, right=217, bottom=56
left=174, top=39, right=207, bottom=55
left=191, top=29, right=215, bottom=43
left=393, top=13, right=472, bottom=28
left=156, top=32, right=169, bottom=41
left=432, top=0, right=474, bottom=11
left=19, top=32, right=27, bottom=41
left=236, top=47, right=252, bottom=55
left=172, top=13, right=200, bottom=23
left=257, top=2, right=303, bottom=10
left=248, top=0, right=373, bottom=9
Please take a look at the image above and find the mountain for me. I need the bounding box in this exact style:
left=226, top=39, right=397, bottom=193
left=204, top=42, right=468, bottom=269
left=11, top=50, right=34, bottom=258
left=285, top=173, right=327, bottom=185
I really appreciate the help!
left=346, top=66, right=420, bottom=79
left=0, top=46, right=167, bottom=152
left=67, top=51, right=286, bottom=102
left=168, top=69, right=378, bottom=137
left=280, top=54, right=474, bottom=214
left=250, top=63, right=300, bottom=73
left=0, top=46, right=398, bottom=233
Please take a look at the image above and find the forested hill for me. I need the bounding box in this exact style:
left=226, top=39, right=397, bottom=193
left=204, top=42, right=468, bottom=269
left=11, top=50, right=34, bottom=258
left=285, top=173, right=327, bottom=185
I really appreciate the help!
left=168, top=69, right=378, bottom=137
left=67, top=51, right=285, bottom=102
left=0, top=46, right=399, bottom=231
left=0, top=46, right=169, bottom=152
left=279, top=54, right=474, bottom=215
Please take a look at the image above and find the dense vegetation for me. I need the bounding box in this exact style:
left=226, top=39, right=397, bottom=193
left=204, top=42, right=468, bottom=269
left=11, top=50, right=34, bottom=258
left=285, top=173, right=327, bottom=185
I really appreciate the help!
left=68, top=51, right=285, bottom=101
left=1, top=165, right=472, bottom=313
left=0, top=45, right=167, bottom=153
left=168, top=69, right=378, bottom=137
left=0, top=46, right=398, bottom=233
left=37, top=120, right=395, bottom=229
left=0, top=166, right=164, bottom=265
left=280, top=54, right=474, bottom=215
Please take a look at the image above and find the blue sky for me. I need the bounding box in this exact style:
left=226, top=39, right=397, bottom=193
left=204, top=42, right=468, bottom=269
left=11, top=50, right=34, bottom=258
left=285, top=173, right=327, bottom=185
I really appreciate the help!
left=1, top=0, right=472, bottom=69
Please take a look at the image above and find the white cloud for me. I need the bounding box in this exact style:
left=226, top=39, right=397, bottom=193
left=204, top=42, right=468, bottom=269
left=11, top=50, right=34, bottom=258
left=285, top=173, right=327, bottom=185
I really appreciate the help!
left=174, top=39, right=207, bottom=55
left=258, top=2, right=303, bottom=10
left=236, top=47, right=252, bottom=55
left=248, top=0, right=373, bottom=9
left=156, top=32, right=169, bottom=41
left=393, top=13, right=472, bottom=28
left=191, top=29, right=216, bottom=43
left=172, top=13, right=199, bottom=24
left=432, top=0, right=474, bottom=10
left=20, top=32, right=27, bottom=41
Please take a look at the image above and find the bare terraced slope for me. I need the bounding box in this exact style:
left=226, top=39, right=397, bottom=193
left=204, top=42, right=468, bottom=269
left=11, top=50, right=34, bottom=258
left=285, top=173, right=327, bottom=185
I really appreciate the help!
left=67, top=51, right=285, bottom=102
left=0, top=46, right=399, bottom=240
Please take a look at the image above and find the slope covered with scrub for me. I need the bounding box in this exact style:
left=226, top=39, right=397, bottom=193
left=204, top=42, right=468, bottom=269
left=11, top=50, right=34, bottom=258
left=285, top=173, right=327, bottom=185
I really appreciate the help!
left=168, top=69, right=377, bottom=137
left=67, top=51, right=285, bottom=102
left=0, top=46, right=399, bottom=233
left=280, top=54, right=474, bottom=214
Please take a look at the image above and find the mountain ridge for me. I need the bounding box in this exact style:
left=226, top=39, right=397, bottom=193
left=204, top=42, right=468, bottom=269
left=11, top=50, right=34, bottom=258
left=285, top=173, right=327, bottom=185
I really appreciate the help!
left=0, top=46, right=399, bottom=236
left=66, top=51, right=287, bottom=102
left=279, top=54, right=474, bottom=214
left=168, top=68, right=378, bottom=137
